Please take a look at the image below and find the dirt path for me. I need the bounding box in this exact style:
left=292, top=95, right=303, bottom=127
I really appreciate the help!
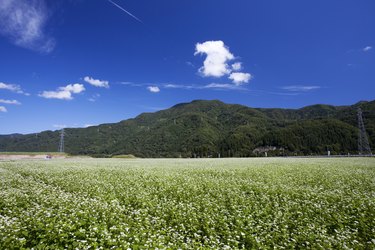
left=0, top=154, right=66, bottom=160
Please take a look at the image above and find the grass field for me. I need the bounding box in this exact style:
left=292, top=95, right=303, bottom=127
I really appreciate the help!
left=0, top=158, right=374, bottom=249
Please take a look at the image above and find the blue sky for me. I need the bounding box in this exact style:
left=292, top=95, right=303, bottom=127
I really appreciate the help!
left=0, top=0, right=374, bottom=134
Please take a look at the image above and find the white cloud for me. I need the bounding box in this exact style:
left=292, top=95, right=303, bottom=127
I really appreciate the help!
left=194, top=41, right=253, bottom=87
left=231, top=62, right=242, bottom=71
left=0, top=106, right=7, bottom=112
left=0, top=0, right=55, bottom=53
left=39, top=83, right=85, bottom=100
left=0, top=82, right=29, bottom=95
left=0, top=82, right=17, bottom=91
left=194, top=40, right=234, bottom=77
left=229, top=72, right=252, bottom=85
left=147, top=86, right=160, bottom=93
left=84, top=76, right=109, bottom=88
left=282, top=85, right=321, bottom=92
left=363, top=46, right=372, bottom=52
left=0, top=99, right=21, bottom=105
left=63, top=84, right=85, bottom=94
left=40, top=90, right=72, bottom=100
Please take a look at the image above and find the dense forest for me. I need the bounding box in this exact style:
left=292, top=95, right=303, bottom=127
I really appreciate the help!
left=0, top=100, right=374, bottom=157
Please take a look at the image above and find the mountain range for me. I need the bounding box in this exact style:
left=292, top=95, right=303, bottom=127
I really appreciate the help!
left=1, top=100, right=374, bottom=157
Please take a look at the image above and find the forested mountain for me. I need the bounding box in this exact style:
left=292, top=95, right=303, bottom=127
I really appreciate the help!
left=1, top=100, right=374, bottom=157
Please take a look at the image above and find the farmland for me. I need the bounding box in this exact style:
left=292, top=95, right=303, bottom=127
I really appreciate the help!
left=0, top=158, right=374, bottom=249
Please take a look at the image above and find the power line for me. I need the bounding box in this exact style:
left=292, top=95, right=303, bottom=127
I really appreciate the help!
left=357, top=108, right=372, bottom=155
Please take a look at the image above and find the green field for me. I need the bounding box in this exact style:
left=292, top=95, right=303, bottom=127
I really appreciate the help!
left=0, top=158, right=374, bottom=249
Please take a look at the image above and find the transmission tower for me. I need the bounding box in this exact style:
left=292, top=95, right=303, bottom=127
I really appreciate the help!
left=58, top=129, right=65, bottom=153
left=357, top=108, right=372, bottom=155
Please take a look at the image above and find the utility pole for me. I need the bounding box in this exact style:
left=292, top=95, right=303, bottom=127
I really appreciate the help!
left=58, top=129, right=65, bottom=153
left=357, top=108, right=372, bottom=155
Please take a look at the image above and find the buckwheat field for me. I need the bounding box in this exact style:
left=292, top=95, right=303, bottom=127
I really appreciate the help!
left=0, top=158, right=374, bottom=249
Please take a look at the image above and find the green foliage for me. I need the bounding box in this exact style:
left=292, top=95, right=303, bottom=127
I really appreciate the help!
left=0, top=158, right=374, bottom=248
left=0, top=100, right=374, bottom=157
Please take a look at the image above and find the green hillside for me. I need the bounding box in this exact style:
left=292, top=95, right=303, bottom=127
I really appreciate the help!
left=1, top=100, right=374, bottom=157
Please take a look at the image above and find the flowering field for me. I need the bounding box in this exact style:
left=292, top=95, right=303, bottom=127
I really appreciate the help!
left=0, top=158, right=374, bottom=249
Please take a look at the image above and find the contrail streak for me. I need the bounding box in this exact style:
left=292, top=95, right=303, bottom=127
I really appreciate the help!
left=107, top=0, right=143, bottom=23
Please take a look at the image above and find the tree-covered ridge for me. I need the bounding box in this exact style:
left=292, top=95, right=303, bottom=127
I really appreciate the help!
left=1, top=100, right=374, bottom=157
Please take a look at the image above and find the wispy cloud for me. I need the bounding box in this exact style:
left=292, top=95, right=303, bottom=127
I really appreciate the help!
left=186, top=61, right=195, bottom=67
left=147, top=86, right=160, bottom=93
left=0, top=106, right=7, bottom=112
left=164, top=83, right=247, bottom=91
left=39, top=83, right=85, bottom=100
left=53, top=124, right=67, bottom=129
left=84, top=124, right=96, bottom=128
left=202, top=83, right=246, bottom=90
left=88, top=93, right=101, bottom=102
left=53, top=123, right=98, bottom=130
left=0, top=0, right=55, bottom=53
left=122, top=80, right=314, bottom=95
left=84, top=76, right=109, bottom=88
left=0, top=82, right=29, bottom=95
left=107, top=0, right=143, bottom=23
left=163, top=84, right=195, bottom=90
left=281, top=85, right=321, bottom=92
left=119, top=81, right=145, bottom=87
left=119, top=81, right=248, bottom=91
left=0, top=99, right=21, bottom=105
left=363, top=46, right=372, bottom=52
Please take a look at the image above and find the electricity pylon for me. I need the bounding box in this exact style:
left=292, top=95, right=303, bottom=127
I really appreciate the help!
left=58, top=129, right=65, bottom=153
left=357, top=108, right=372, bottom=155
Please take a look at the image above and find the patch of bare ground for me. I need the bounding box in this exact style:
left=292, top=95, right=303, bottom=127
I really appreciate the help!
left=0, top=154, right=67, bottom=160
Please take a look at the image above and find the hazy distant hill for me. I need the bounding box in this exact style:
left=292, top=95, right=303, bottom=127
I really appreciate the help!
left=1, top=100, right=374, bottom=157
